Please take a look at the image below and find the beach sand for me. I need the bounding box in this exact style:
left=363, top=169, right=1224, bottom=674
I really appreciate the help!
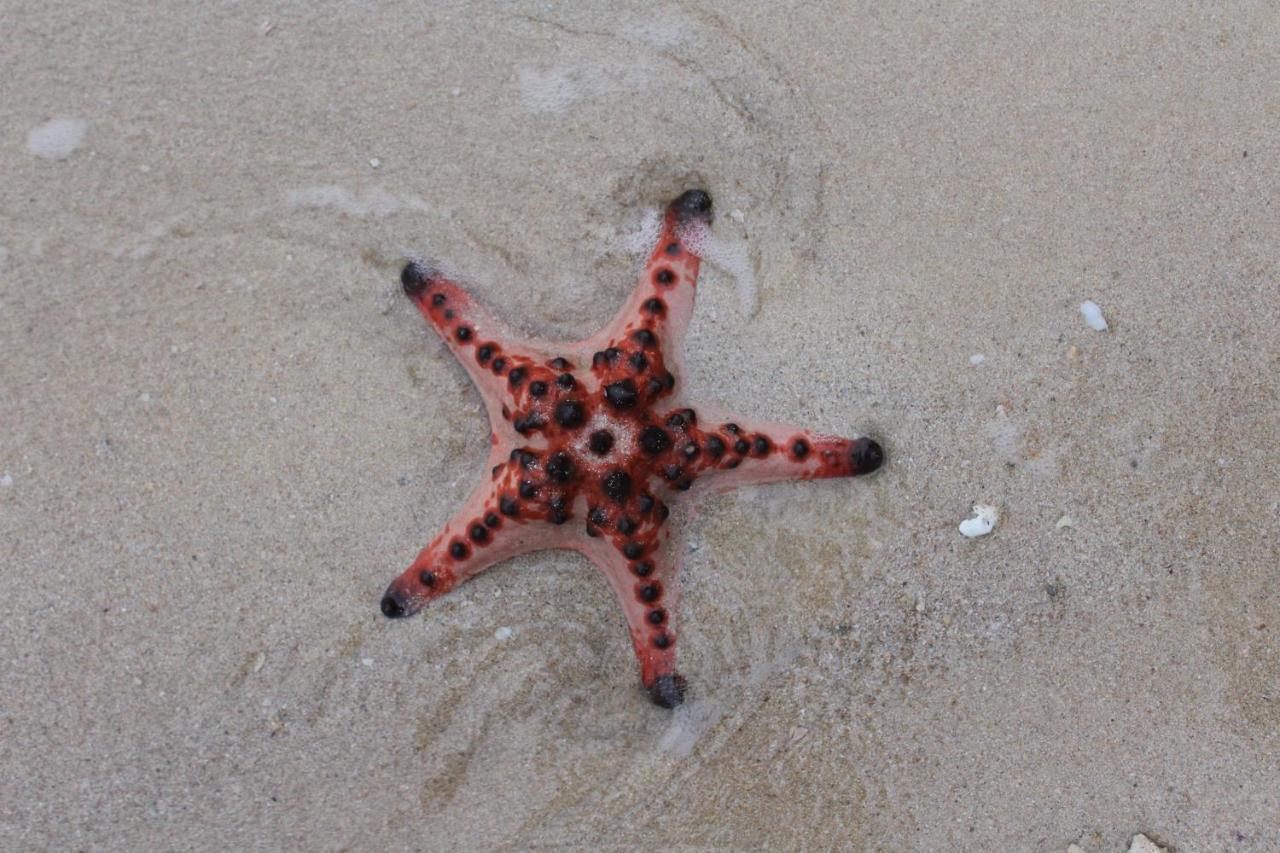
left=2, top=1, right=1278, bottom=849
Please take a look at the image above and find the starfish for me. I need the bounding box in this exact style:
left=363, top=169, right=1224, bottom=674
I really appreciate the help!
left=382, top=189, right=885, bottom=707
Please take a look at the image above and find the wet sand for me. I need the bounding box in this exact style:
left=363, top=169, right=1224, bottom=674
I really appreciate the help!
left=2, top=2, right=1278, bottom=849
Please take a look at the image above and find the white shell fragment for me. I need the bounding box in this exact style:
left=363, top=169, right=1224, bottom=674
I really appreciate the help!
left=1080, top=300, right=1108, bottom=331
left=959, top=504, right=999, bottom=538
left=1128, top=834, right=1168, bottom=853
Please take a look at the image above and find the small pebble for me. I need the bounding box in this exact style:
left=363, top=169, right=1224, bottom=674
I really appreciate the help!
left=969, top=353, right=986, bottom=365
left=494, top=626, right=513, bottom=641
left=729, top=208, right=745, bottom=223
left=1080, top=300, right=1108, bottom=331
left=1055, top=515, right=1075, bottom=529
left=369, top=157, right=381, bottom=169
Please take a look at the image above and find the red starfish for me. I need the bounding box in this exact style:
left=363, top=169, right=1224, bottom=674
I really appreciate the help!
left=382, top=190, right=884, bottom=707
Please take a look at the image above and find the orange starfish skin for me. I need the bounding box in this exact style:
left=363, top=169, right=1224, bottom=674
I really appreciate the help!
left=382, top=190, right=884, bottom=708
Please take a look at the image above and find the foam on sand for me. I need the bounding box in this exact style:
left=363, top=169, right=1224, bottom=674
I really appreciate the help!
left=26, top=116, right=88, bottom=160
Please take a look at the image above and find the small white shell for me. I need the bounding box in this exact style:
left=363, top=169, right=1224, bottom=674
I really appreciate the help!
left=959, top=504, right=999, bottom=538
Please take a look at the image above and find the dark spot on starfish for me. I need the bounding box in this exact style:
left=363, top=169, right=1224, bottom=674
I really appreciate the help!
left=662, top=372, right=675, bottom=391
left=642, top=297, right=666, bottom=315
left=631, top=561, right=654, bottom=577
left=851, top=437, right=885, bottom=474
left=492, top=357, right=507, bottom=373
left=507, top=367, right=526, bottom=387
left=550, top=357, right=571, bottom=370
left=450, top=540, right=469, bottom=560
left=638, top=582, right=662, bottom=602
left=640, top=426, right=670, bottom=454
left=792, top=439, right=810, bottom=459
left=589, top=430, right=615, bottom=455
left=381, top=591, right=406, bottom=618
left=724, top=423, right=741, bottom=434
left=586, top=525, right=601, bottom=538
left=519, top=480, right=538, bottom=499
left=491, top=465, right=500, bottom=478
left=443, top=309, right=454, bottom=320
left=588, top=506, right=608, bottom=527
left=676, top=478, right=692, bottom=491
left=652, top=633, right=672, bottom=650
left=705, top=435, right=725, bottom=458
left=632, top=329, right=656, bottom=347
left=663, top=464, right=682, bottom=481
left=512, top=449, right=538, bottom=469
left=529, top=380, right=548, bottom=397
left=648, top=672, right=686, bottom=707
left=657, top=502, right=670, bottom=521
left=419, top=570, right=436, bottom=587
left=665, top=242, right=680, bottom=255
left=646, top=379, right=663, bottom=395
left=666, top=412, right=687, bottom=430
left=629, top=352, right=649, bottom=372
left=484, top=512, right=500, bottom=528
left=499, top=495, right=519, bottom=517
left=616, top=516, right=636, bottom=535
left=476, top=345, right=493, bottom=364
left=546, top=451, right=574, bottom=482
left=548, top=495, right=569, bottom=524
left=603, top=469, right=631, bottom=503
left=655, top=269, right=674, bottom=285
left=623, top=542, right=644, bottom=560
left=400, top=261, right=431, bottom=296
left=469, top=524, right=488, bottom=543
left=752, top=436, right=771, bottom=456
left=512, top=412, right=546, bottom=434
left=556, top=373, right=576, bottom=390
left=501, top=405, right=510, bottom=420
left=637, top=493, right=655, bottom=514
left=592, top=347, right=622, bottom=368
left=734, top=438, right=750, bottom=455
left=554, top=400, right=585, bottom=429
left=605, top=379, right=638, bottom=409
left=681, top=408, right=696, bottom=425
left=455, top=326, right=472, bottom=342
left=431, top=293, right=446, bottom=306
left=648, top=609, right=666, bottom=625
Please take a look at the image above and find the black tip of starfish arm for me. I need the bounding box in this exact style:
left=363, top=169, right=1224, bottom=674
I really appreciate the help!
left=380, top=589, right=408, bottom=618
left=648, top=673, right=689, bottom=708
left=400, top=260, right=434, bottom=297
left=850, top=437, right=885, bottom=475
left=670, top=189, right=713, bottom=224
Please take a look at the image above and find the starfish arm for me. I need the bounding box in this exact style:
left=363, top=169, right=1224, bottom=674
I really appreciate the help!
left=587, top=191, right=714, bottom=368
left=380, top=456, right=566, bottom=618
left=581, top=534, right=686, bottom=708
left=679, top=409, right=885, bottom=491
left=401, top=262, right=571, bottom=432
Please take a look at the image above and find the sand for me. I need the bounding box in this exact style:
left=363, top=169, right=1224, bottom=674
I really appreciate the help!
left=2, top=1, right=1278, bottom=850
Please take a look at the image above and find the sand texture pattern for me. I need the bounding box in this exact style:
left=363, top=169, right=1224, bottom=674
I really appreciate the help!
left=2, top=1, right=1278, bottom=850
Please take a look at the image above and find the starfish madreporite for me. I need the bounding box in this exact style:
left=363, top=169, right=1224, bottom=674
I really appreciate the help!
left=382, top=190, right=885, bottom=708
